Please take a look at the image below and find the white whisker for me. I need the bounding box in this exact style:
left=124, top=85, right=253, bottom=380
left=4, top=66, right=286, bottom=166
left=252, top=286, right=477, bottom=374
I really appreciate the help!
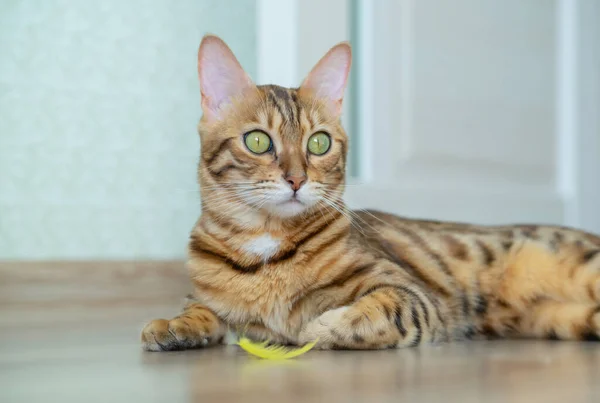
left=320, top=193, right=382, bottom=236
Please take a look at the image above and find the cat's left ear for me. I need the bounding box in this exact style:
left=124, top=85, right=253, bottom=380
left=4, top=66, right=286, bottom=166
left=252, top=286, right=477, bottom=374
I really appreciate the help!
left=198, top=35, right=254, bottom=122
left=299, top=42, right=352, bottom=117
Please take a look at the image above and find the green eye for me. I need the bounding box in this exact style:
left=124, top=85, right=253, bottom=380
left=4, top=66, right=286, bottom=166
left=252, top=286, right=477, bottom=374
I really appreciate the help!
left=244, top=131, right=272, bottom=154
left=307, top=132, right=331, bottom=155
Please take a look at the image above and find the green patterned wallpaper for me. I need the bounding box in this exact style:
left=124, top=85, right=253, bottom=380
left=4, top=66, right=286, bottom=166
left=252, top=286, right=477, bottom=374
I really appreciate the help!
left=0, top=0, right=257, bottom=259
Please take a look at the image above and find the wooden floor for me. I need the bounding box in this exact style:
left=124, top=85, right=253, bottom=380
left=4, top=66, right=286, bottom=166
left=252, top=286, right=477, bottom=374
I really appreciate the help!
left=2, top=261, right=600, bottom=402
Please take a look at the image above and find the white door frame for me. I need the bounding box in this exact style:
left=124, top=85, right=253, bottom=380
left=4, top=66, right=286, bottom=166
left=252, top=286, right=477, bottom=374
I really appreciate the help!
left=573, top=0, right=600, bottom=234
left=256, top=0, right=600, bottom=232
left=256, top=0, right=350, bottom=87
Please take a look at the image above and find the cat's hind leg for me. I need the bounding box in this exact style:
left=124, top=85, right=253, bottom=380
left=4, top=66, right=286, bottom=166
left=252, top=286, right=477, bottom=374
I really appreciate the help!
left=526, top=301, right=600, bottom=340
left=486, top=299, right=600, bottom=341
left=484, top=239, right=600, bottom=308
left=480, top=237, right=600, bottom=341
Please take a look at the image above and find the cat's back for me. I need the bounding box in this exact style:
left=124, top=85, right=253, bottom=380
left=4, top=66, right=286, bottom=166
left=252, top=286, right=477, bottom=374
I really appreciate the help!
left=349, top=208, right=600, bottom=270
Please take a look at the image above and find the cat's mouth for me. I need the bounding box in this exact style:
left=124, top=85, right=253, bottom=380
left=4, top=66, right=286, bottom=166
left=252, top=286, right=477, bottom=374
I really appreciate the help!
left=267, top=194, right=312, bottom=218
left=279, top=197, right=303, bottom=206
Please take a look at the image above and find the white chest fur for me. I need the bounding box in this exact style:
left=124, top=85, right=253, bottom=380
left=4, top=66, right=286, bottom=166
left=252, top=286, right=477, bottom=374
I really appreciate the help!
left=240, top=234, right=281, bottom=260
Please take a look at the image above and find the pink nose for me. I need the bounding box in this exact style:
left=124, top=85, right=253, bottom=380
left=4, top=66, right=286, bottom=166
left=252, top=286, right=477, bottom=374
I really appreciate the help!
left=286, top=175, right=307, bottom=191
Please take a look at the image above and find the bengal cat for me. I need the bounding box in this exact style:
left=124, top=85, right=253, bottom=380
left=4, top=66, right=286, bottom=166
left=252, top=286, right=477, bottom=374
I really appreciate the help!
left=141, top=35, right=600, bottom=351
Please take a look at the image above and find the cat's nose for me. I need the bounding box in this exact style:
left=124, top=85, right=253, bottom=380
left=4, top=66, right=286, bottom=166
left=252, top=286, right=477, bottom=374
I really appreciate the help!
left=285, top=175, right=307, bottom=191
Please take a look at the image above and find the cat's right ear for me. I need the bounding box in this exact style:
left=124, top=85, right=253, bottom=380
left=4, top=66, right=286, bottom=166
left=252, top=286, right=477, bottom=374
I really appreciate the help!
left=299, top=42, right=352, bottom=117
left=197, top=35, right=254, bottom=122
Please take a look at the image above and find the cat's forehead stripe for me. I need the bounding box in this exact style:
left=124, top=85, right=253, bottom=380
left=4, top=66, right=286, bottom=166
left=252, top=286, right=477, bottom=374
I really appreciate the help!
left=260, top=85, right=302, bottom=131
left=267, top=89, right=288, bottom=123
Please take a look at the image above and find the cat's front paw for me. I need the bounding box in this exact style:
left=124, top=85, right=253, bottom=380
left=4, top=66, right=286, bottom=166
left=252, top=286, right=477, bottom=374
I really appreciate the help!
left=141, top=318, right=210, bottom=351
left=141, top=307, right=224, bottom=352
left=298, top=307, right=350, bottom=350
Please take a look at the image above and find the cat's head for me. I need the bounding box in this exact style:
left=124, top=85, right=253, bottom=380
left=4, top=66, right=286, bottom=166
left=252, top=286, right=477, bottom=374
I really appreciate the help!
left=197, top=35, right=351, bottom=221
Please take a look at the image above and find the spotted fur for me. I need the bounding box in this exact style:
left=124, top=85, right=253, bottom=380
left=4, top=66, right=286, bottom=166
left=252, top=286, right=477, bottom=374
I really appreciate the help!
left=141, top=35, right=600, bottom=351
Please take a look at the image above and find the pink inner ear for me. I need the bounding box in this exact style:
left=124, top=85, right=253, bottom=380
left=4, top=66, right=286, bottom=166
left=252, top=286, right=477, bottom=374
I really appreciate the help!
left=300, top=43, right=352, bottom=113
left=198, top=36, right=253, bottom=119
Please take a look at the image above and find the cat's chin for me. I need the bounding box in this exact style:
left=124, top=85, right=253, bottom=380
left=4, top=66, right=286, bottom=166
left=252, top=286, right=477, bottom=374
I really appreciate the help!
left=268, top=199, right=310, bottom=218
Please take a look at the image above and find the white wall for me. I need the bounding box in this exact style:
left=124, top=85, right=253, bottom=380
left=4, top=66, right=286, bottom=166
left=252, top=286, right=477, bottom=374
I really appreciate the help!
left=572, top=0, right=600, bottom=234
left=343, top=0, right=600, bottom=233
left=0, top=0, right=257, bottom=259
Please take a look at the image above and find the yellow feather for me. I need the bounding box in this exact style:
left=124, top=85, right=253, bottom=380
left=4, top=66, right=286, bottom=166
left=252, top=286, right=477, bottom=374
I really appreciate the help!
left=236, top=337, right=318, bottom=360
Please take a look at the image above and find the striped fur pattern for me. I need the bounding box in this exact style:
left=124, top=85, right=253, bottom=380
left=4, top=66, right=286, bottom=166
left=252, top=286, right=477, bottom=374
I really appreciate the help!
left=141, top=36, right=600, bottom=351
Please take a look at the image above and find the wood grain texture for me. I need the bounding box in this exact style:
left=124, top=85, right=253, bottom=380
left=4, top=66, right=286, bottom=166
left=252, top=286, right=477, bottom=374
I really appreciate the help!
left=2, top=261, right=600, bottom=402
